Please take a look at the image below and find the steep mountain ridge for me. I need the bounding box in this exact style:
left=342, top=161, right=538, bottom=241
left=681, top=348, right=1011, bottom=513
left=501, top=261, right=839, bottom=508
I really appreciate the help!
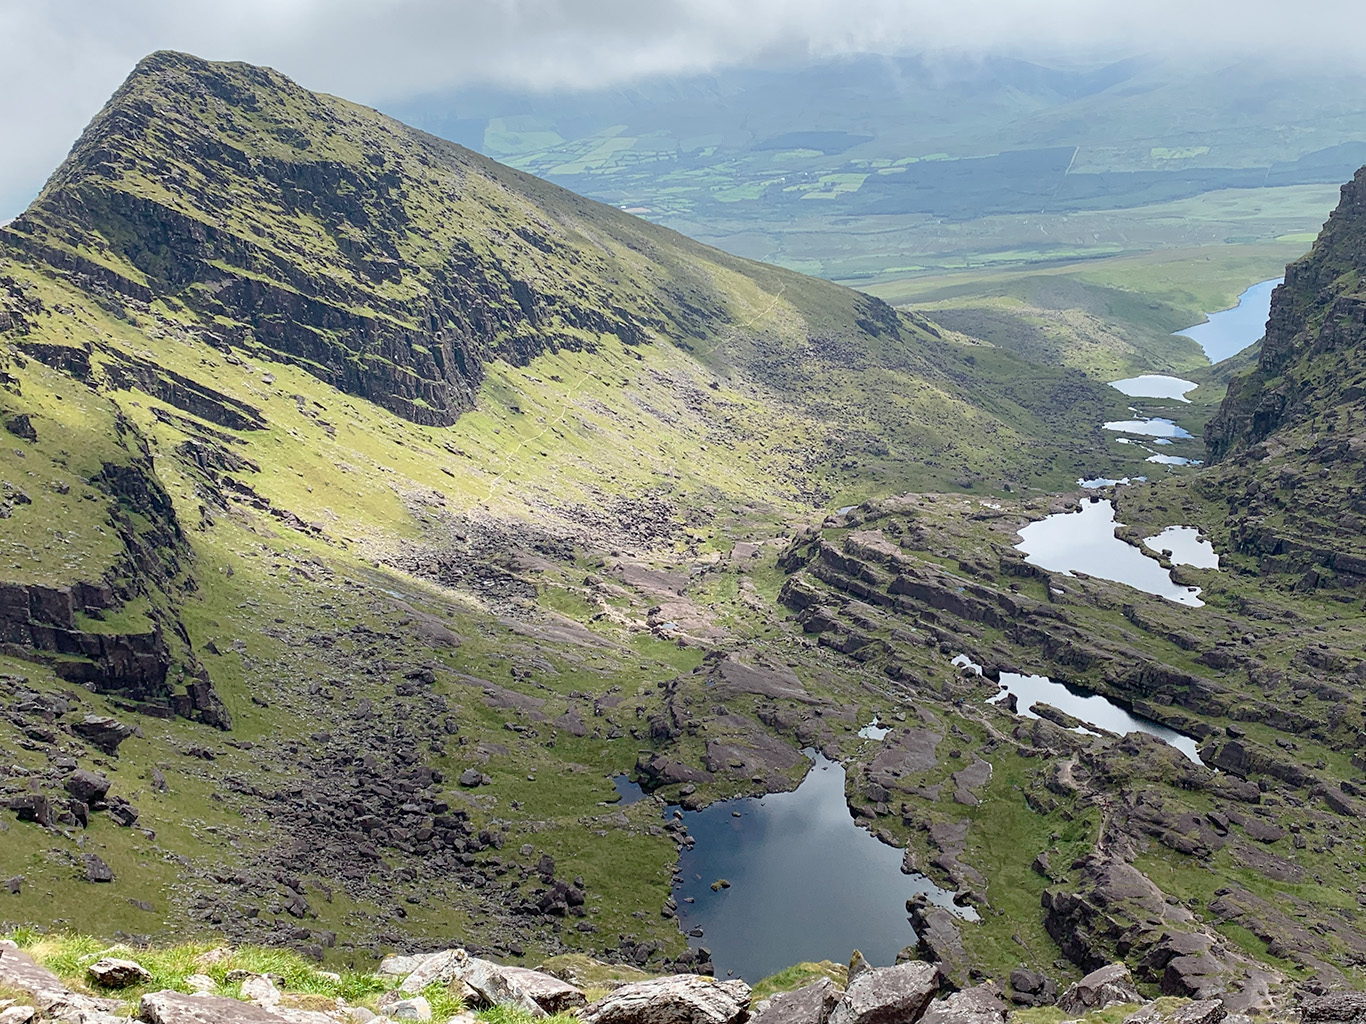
left=0, top=51, right=946, bottom=429
left=1205, top=164, right=1366, bottom=587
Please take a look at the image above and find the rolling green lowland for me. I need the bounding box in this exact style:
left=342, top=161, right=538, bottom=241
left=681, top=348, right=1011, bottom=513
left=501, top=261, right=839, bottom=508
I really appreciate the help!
left=2, top=48, right=1366, bottom=1020
left=392, top=53, right=1366, bottom=284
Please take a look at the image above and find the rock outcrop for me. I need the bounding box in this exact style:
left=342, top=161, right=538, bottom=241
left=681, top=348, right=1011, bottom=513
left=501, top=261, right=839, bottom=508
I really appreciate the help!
left=580, top=975, right=750, bottom=1024
left=749, top=979, right=843, bottom=1024
left=1056, top=963, right=1143, bottom=1015
left=87, top=957, right=153, bottom=988
left=919, top=985, right=1008, bottom=1024
left=828, top=961, right=941, bottom=1024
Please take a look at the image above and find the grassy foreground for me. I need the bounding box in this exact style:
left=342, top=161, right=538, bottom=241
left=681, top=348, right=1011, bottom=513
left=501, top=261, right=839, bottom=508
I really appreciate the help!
left=2, top=930, right=583, bottom=1023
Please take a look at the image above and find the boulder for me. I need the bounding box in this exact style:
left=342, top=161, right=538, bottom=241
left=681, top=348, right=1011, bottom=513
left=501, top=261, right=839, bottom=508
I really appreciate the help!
left=1008, top=969, right=1056, bottom=1007
left=1124, top=1000, right=1228, bottom=1024
left=7, top=796, right=53, bottom=828
left=139, top=991, right=285, bottom=1024
left=390, top=997, right=431, bottom=1022
left=398, top=950, right=463, bottom=994
left=749, top=978, right=842, bottom=1024
left=72, top=714, right=136, bottom=755
left=4, top=414, right=36, bottom=442
left=848, top=951, right=872, bottom=986
left=240, top=976, right=281, bottom=1008
left=185, top=975, right=217, bottom=993
left=379, top=954, right=427, bottom=977
left=0, top=1006, right=36, bottom=1024
left=1057, top=963, right=1142, bottom=1015
left=457, top=957, right=547, bottom=1018
left=580, top=975, right=750, bottom=1024
left=1303, top=993, right=1366, bottom=1024
left=108, top=798, right=140, bottom=827
left=1170, top=1000, right=1228, bottom=1024
left=193, top=948, right=235, bottom=967
left=88, top=958, right=154, bottom=988
left=828, top=961, right=941, bottom=1024
left=0, top=942, right=119, bottom=1019
left=268, top=1008, right=344, bottom=1024
left=480, top=964, right=586, bottom=1014
left=920, top=985, right=1008, bottom=1024
left=396, top=949, right=582, bottom=1016
left=65, top=769, right=112, bottom=805
left=907, top=898, right=971, bottom=988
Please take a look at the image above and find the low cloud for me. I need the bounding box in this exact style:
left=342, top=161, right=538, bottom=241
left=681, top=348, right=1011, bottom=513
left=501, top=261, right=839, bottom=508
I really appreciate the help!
left=2, top=0, right=1363, bottom=216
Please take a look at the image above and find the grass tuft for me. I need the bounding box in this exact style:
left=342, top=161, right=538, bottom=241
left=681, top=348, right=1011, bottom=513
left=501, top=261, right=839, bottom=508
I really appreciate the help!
left=750, top=960, right=847, bottom=1003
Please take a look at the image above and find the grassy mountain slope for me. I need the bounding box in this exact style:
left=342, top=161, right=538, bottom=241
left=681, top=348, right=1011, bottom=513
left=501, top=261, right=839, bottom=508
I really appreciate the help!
left=0, top=51, right=1126, bottom=972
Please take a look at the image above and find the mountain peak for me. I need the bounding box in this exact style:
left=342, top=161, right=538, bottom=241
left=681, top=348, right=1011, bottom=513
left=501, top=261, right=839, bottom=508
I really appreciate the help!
left=4, top=52, right=741, bottom=424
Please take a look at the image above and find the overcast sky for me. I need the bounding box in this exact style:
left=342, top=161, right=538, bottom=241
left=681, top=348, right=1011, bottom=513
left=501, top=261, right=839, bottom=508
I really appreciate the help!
left=2, top=0, right=1364, bottom=218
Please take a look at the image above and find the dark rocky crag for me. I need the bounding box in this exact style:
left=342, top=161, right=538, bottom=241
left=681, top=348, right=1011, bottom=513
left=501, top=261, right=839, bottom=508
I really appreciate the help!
left=1205, top=163, right=1366, bottom=589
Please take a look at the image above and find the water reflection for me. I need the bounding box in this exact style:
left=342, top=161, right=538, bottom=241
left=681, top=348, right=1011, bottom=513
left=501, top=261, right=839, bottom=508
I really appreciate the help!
left=1144, top=526, right=1219, bottom=569
left=672, top=754, right=974, bottom=982
left=1176, top=278, right=1281, bottom=363
left=1016, top=499, right=1203, bottom=606
left=955, top=655, right=1203, bottom=764
left=1146, top=454, right=1201, bottom=466
left=1108, top=374, right=1198, bottom=402
left=990, top=671, right=1204, bottom=764
left=612, top=775, right=648, bottom=805
left=858, top=718, right=890, bottom=740
left=1103, top=417, right=1192, bottom=439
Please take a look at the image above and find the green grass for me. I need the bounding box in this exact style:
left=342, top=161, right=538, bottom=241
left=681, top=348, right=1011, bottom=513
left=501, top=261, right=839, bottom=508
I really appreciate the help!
left=420, top=981, right=468, bottom=1023
left=5, top=932, right=393, bottom=1010
left=864, top=243, right=1307, bottom=380
left=1012, top=1003, right=1153, bottom=1024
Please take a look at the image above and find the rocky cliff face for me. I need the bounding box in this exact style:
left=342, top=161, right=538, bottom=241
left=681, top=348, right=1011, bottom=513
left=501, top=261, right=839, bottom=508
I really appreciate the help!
left=1207, top=164, right=1366, bottom=460
left=1202, top=164, right=1366, bottom=589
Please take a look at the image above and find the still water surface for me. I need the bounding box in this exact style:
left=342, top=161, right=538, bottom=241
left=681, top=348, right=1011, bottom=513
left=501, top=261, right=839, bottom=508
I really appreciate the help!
left=1015, top=500, right=1203, bottom=606
left=1144, top=526, right=1219, bottom=569
left=1176, top=278, right=1281, bottom=363
left=1108, top=374, right=1198, bottom=402
left=1103, top=417, right=1193, bottom=439
left=990, top=671, right=1203, bottom=764
left=671, top=754, right=974, bottom=982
